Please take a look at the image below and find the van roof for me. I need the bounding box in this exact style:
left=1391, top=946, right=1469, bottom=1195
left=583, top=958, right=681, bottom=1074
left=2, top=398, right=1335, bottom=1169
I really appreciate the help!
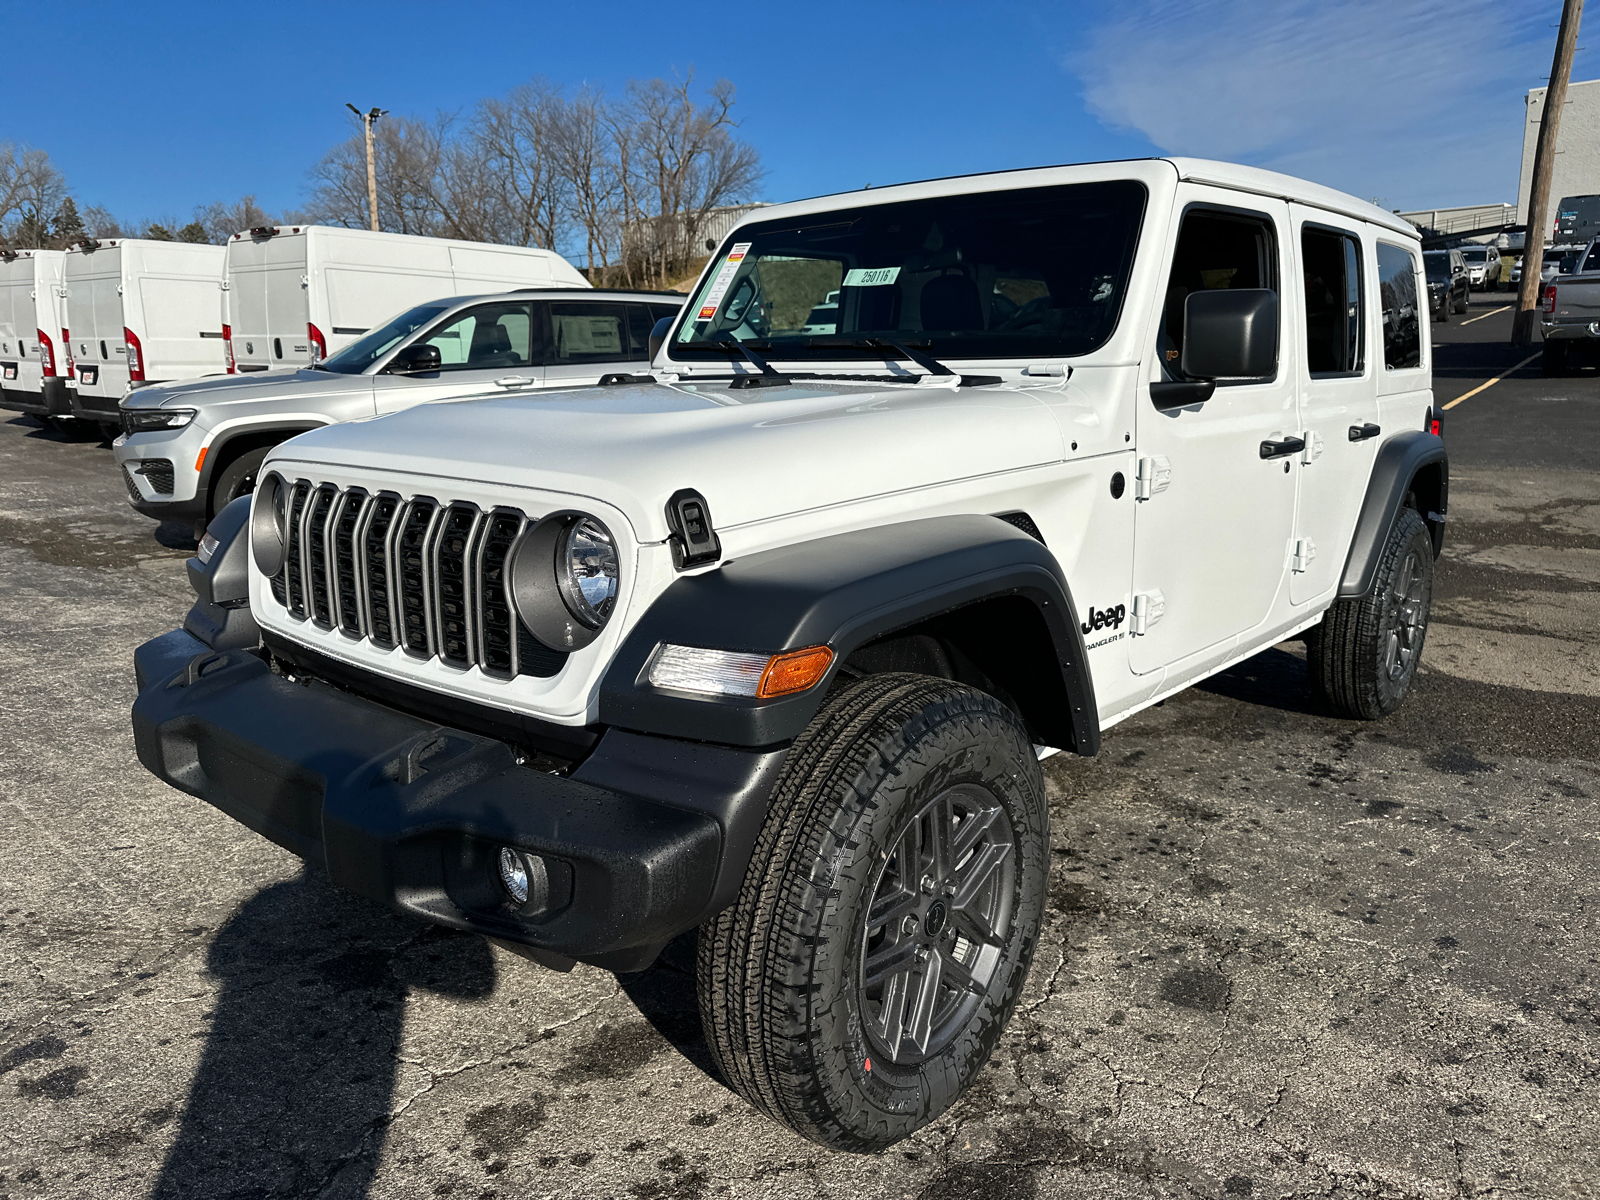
left=736, top=156, right=1420, bottom=243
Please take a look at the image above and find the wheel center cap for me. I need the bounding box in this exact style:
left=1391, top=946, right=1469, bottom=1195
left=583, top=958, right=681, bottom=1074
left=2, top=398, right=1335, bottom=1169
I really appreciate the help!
left=923, top=900, right=947, bottom=938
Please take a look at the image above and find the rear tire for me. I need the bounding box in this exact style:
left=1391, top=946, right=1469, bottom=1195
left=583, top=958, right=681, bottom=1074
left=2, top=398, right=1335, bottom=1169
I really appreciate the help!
left=1542, top=340, right=1569, bottom=376
left=1435, top=295, right=1449, bottom=323
left=697, top=673, right=1048, bottom=1152
left=1307, top=507, right=1434, bottom=720
left=208, top=446, right=272, bottom=525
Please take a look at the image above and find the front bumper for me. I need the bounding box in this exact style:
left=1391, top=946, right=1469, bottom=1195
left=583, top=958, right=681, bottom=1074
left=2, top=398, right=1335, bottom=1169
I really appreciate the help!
left=115, top=424, right=207, bottom=519
left=132, top=629, right=784, bottom=971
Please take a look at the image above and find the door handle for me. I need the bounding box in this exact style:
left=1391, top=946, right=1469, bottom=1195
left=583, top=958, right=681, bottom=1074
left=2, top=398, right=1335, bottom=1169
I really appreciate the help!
left=494, top=375, right=534, bottom=388
left=1348, top=422, right=1381, bottom=441
left=1259, top=436, right=1306, bottom=460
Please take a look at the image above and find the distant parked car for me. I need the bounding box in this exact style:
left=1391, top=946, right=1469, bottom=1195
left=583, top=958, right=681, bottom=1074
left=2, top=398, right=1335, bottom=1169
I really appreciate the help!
left=114, top=288, right=683, bottom=534
left=1423, top=249, right=1469, bottom=320
left=1458, top=245, right=1500, bottom=289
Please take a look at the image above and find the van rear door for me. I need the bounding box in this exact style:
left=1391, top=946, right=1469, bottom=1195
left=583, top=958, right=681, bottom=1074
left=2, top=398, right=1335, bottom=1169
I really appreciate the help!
left=0, top=259, right=30, bottom=390
left=227, top=233, right=309, bottom=371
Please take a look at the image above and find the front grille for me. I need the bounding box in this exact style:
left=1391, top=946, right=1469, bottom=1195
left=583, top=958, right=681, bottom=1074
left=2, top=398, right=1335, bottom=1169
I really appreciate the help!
left=265, top=475, right=566, bottom=679
left=134, top=459, right=175, bottom=495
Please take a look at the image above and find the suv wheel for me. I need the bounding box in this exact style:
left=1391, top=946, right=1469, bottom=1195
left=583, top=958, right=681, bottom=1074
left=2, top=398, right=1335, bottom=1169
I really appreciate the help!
left=1307, top=506, right=1434, bottom=719
left=697, top=673, right=1048, bottom=1152
left=209, top=446, right=271, bottom=521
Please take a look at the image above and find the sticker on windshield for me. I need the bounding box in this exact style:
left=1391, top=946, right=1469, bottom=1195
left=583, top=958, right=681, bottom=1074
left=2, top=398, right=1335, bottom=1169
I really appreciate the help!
left=696, top=243, right=752, bottom=321
left=842, top=266, right=900, bottom=288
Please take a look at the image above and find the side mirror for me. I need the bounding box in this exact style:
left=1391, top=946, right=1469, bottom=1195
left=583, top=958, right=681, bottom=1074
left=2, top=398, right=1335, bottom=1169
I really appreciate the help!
left=647, top=316, right=674, bottom=363
left=1181, top=288, right=1278, bottom=380
left=386, top=342, right=442, bottom=374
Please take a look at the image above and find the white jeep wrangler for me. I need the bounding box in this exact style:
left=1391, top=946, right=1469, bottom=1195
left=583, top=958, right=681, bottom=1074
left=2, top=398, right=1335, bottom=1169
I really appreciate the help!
left=132, top=157, right=1446, bottom=1152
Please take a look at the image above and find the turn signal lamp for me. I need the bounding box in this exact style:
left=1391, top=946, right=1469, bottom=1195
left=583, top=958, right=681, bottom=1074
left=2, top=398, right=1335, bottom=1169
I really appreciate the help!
left=1543, top=284, right=1557, bottom=314
left=648, top=644, right=834, bottom=699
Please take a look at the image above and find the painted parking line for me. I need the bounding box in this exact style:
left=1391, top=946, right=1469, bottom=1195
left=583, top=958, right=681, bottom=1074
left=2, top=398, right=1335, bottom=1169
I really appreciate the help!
left=1460, top=304, right=1513, bottom=326
left=1441, top=352, right=1542, bottom=410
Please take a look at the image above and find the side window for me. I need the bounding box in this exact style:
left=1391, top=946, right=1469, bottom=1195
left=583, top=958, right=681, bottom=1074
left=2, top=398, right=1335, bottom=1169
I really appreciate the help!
left=420, top=302, right=535, bottom=371
left=1376, top=243, right=1422, bottom=370
left=1160, top=209, right=1278, bottom=380
left=1301, top=226, right=1363, bottom=375
left=547, top=302, right=629, bottom=364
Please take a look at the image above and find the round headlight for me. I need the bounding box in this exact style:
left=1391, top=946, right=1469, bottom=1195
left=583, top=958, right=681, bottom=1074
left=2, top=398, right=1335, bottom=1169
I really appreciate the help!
left=250, top=473, right=285, bottom=576
left=558, top=516, right=618, bottom=628
left=508, top=511, right=622, bottom=653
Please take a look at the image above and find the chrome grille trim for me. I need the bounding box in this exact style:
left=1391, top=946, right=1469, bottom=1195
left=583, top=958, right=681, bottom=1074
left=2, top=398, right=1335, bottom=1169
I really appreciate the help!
left=260, top=474, right=568, bottom=680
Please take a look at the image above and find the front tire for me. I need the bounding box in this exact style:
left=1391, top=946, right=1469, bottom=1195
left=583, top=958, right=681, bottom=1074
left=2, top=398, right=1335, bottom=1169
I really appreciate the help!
left=697, top=674, right=1048, bottom=1152
left=1454, top=288, right=1469, bottom=314
left=1307, top=507, right=1434, bottom=719
left=208, top=446, right=271, bottom=524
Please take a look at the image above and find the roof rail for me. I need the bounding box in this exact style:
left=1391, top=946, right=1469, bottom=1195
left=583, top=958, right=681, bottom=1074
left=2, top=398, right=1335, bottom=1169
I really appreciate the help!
left=512, top=286, right=686, bottom=296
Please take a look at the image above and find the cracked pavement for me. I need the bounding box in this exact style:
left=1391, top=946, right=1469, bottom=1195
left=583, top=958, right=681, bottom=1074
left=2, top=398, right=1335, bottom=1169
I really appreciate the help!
left=2, top=306, right=1598, bottom=1199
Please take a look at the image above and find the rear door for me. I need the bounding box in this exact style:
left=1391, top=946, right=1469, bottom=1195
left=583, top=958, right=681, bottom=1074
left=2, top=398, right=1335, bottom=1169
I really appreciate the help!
left=540, top=299, right=656, bottom=388
left=1129, top=191, right=1299, bottom=678
left=1288, top=209, right=1381, bottom=605
left=371, top=300, right=543, bottom=414
left=0, top=260, right=27, bottom=388
left=266, top=258, right=311, bottom=366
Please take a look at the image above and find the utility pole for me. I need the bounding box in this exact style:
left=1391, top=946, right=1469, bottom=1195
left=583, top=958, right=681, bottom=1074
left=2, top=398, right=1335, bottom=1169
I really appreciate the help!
left=346, top=103, right=387, bottom=233
left=1513, top=0, right=1583, bottom=345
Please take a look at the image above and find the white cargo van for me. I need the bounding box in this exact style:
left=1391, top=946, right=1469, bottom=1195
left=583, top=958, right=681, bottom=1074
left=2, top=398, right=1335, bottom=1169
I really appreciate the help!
left=221, top=225, right=591, bottom=375
left=0, top=248, right=71, bottom=421
left=62, top=238, right=227, bottom=430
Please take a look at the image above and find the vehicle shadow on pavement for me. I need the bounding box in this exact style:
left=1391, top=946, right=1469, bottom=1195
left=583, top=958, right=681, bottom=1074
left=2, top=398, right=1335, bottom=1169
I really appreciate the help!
left=1194, top=645, right=1323, bottom=717
left=615, top=931, right=722, bottom=1083
left=151, top=868, right=495, bottom=1200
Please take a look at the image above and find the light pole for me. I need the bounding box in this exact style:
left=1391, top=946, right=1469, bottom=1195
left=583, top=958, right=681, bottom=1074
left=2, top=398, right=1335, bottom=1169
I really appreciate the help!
left=346, top=103, right=387, bottom=233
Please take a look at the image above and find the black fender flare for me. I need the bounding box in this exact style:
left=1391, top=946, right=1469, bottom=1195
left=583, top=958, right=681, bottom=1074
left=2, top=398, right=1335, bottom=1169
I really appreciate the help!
left=1338, top=430, right=1448, bottom=599
left=180, top=494, right=260, bottom=651
left=599, top=515, right=1100, bottom=754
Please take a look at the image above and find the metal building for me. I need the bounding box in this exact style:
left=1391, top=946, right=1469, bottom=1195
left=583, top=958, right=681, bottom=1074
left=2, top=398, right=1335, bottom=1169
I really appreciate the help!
left=1518, top=77, right=1600, bottom=231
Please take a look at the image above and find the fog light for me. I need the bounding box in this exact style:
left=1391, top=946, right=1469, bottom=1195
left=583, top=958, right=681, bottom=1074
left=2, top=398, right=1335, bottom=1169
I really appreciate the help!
left=497, top=847, right=529, bottom=904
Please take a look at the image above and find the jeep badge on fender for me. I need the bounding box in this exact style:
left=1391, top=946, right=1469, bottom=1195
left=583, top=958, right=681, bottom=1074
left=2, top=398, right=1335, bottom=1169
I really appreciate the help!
left=130, top=157, right=1444, bottom=1154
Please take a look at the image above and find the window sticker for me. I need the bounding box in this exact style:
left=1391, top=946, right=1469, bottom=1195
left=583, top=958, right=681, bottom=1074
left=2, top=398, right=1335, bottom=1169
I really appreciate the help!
left=696, top=243, right=752, bottom=321
left=842, top=266, right=900, bottom=288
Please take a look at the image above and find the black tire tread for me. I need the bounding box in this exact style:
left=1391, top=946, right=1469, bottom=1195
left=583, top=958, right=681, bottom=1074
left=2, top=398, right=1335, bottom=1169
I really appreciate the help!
left=1308, top=506, right=1432, bottom=719
left=697, top=672, right=1039, bottom=1150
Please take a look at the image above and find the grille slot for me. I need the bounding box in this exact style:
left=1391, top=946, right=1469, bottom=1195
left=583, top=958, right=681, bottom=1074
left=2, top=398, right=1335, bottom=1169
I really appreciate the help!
left=134, top=459, right=175, bottom=494
left=262, top=475, right=570, bottom=680
left=119, top=464, right=141, bottom=504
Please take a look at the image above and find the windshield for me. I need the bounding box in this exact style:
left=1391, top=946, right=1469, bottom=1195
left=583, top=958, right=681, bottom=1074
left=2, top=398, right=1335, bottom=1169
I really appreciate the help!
left=1423, top=252, right=1450, bottom=278
left=319, top=303, right=451, bottom=375
left=1460, top=249, right=1488, bottom=263
left=673, top=180, right=1147, bottom=363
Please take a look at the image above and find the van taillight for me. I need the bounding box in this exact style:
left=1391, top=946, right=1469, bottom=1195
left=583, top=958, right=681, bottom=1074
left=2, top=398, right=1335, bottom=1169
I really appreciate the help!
left=1544, top=284, right=1558, bottom=314
left=223, top=323, right=235, bottom=374
left=308, top=322, right=326, bottom=363
left=125, top=327, right=145, bottom=382
left=61, top=328, right=74, bottom=379
left=37, top=328, right=56, bottom=376
left=1426, top=406, right=1442, bottom=438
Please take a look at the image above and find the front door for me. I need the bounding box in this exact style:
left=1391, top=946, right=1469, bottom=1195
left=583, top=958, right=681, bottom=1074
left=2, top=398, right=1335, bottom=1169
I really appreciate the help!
left=1288, top=208, right=1381, bottom=605
left=372, top=300, right=544, bottom=415
left=1128, top=190, right=1299, bottom=676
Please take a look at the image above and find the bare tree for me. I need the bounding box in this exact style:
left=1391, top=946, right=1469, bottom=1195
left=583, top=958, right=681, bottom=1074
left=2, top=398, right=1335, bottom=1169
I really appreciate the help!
left=197, top=196, right=275, bottom=243
left=81, top=204, right=124, bottom=238
left=0, top=143, right=67, bottom=249
left=304, top=114, right=453, bottom=236
left=472, top=80, right=568, bottom=248
left=551, top=85, right=622, bottom=277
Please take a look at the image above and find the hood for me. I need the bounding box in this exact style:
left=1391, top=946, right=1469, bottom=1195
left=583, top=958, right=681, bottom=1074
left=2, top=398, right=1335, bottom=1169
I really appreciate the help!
left=269, top=378, right=1067, bottom=543
left=123, top=368, right=366, bottom=410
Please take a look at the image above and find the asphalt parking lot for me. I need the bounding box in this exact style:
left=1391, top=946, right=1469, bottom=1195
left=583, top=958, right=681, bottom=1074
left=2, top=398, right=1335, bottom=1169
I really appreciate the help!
left=2, top=297, right=1597, bottom=1200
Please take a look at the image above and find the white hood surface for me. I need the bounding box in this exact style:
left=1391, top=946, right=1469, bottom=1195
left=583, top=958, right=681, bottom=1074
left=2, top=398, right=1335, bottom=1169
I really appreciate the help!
left=269, top=378, right=1069, bottom=543
left=124, top=368, right=369, bottom=410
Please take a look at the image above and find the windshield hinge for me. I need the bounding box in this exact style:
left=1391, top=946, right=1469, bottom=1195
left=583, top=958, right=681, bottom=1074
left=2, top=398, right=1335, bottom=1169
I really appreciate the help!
left=1135, top=456, right=1171, bottom=501
left=1130, top=590, right=1165, bottom=635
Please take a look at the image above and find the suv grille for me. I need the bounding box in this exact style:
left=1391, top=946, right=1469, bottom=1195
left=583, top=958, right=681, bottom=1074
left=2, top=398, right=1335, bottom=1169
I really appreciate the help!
left=133, top=459, right=175, bottom=495
left=265, top=477, right=566, bottom=679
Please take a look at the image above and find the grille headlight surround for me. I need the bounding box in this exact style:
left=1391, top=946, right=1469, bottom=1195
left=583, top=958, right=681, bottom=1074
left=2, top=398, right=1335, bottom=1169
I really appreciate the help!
left=250, top=472, right=286, bottom=577
left=509, top=511, right=621, bottom=652
left=121, top=406, right=197, bottom=433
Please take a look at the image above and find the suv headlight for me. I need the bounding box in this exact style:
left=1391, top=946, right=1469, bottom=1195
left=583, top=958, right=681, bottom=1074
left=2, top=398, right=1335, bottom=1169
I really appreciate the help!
left=509, top=512, right=620, bottom=652
left=558, top=516, right=619, bottom=628
left=122, top=407, right=197, bottom=433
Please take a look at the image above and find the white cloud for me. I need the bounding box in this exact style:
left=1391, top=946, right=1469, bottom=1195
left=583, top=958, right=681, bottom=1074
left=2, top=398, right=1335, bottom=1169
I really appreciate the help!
left=1068, top=0, right=1567, bottom=210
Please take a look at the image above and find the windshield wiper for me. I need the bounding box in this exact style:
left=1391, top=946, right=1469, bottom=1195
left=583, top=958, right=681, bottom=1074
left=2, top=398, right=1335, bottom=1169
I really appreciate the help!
left=805, top=336, right=1002, bottom=385
left=678, top=333, right=790, bottom=388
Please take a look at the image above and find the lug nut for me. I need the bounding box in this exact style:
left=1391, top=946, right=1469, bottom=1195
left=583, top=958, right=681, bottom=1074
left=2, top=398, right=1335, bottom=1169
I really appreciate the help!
left=921, top=874, right=937, bottom=894
left=902, top=915, right=919, bottom=936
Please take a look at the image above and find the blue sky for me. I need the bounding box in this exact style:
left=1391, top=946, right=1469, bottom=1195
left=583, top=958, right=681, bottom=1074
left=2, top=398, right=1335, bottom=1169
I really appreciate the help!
left=8, top=0, right=1597, bottom=226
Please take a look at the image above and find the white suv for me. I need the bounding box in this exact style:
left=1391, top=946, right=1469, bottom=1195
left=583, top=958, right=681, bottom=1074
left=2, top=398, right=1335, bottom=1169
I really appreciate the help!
left=132, top=158, right=1446, bottom=1152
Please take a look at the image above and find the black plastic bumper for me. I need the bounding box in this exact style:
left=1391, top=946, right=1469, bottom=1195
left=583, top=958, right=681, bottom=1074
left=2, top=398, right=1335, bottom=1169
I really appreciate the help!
left=0, top=378, right=72, bottom=417
left=70, top=390, right=120, bottom=421
left=132, top=630, right=786, bottom=971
